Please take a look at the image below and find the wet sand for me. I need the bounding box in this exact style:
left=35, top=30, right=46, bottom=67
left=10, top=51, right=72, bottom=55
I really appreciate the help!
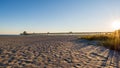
left=0, top=35, right=120, bottom=68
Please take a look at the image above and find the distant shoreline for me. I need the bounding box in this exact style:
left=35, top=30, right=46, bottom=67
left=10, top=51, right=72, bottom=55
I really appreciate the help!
left=0, top=32, right=113, bottom=36
left=0, top=34, right=19, bottom=36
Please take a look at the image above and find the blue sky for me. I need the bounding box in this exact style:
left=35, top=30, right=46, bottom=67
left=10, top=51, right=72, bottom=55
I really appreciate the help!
left=0, top=0, right=120, bottom=34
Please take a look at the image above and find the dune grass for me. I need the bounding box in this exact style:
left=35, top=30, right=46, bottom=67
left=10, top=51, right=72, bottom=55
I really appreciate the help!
left=78, top=33, right=120, bottom=51
left=80, top=35, right=111, bottom=41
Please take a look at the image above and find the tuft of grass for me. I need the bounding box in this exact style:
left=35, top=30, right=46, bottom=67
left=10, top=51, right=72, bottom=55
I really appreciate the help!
left=80, top=35, right=110, bottom=41
left=78, top=33, right=120, bottom=51
left=100, top=39, right=120, bottom=50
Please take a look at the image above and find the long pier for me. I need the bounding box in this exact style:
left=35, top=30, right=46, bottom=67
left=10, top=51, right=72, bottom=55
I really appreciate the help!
left=21, top=32, right=112, bottom=36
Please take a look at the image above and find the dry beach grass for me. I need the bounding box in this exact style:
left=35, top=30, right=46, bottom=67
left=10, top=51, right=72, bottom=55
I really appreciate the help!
left=0, top=35, right=120, bottom=68
left=79, top=30, right=120, bottom=51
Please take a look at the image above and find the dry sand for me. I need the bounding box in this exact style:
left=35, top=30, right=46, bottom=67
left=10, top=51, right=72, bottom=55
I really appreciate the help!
left=0, top=35, right=120, bottom=68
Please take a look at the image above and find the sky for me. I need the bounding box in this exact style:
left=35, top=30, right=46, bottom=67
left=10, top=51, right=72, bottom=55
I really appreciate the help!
left=0, top=0, right=120, bottom=34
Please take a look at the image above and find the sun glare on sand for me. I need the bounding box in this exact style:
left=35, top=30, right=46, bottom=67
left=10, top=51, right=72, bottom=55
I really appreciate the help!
left=112, top=20, right=120, bottom=30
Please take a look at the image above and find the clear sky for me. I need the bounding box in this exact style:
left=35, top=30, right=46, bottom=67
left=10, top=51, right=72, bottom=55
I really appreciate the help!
left=0, top=0, right=120, bottom=34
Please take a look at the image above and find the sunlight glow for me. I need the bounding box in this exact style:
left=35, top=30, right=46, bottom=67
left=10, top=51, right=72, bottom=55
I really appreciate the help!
left=112, top=21, right=120, bottom=30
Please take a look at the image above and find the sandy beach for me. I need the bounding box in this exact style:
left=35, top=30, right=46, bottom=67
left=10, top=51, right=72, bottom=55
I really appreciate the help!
left=0, top=35, right=119, bottom=68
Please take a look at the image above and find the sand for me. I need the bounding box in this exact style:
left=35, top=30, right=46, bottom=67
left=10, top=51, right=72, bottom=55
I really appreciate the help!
left=0, top=35, right=120, bottom=68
